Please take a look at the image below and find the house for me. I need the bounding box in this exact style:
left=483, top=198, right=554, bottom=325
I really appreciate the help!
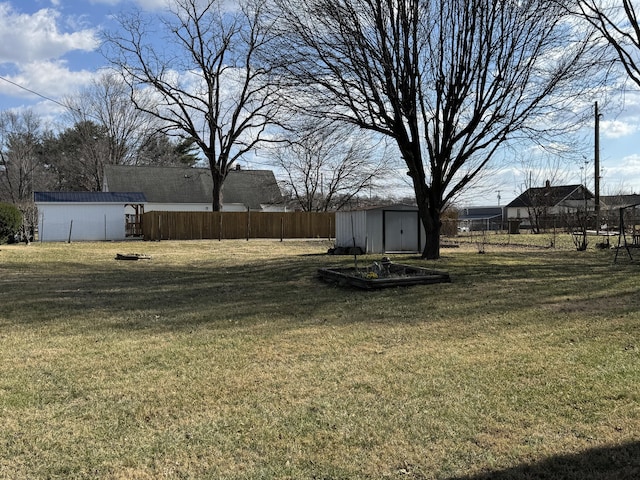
left=600, top=194, right=640, bottom=230
left=103, top=164, right=285, bottom=212
left=34, top=191, right=146, bottom=242
left=334, top=205, right=425, bottom=254
left=505, top=182, right=594, bottom=230
left=457, top=206, right=504, bottom=231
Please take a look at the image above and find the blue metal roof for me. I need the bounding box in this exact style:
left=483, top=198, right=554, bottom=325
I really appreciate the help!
left=34, top=192, right=147, bottom=203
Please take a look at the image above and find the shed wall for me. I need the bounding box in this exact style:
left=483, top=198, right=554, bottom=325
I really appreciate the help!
left=336, top=206, right=425, bottom=254
left=38, top=203, right=126, bottom=241
left=335, top=211, right=369, bottom=251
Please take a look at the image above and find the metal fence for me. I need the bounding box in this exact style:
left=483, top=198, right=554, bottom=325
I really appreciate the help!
left=141, top=211, right=335, bottom=241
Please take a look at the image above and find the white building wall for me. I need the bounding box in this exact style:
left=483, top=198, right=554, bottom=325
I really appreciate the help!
left=336, top=206, right=425, bottom=254
left=365, top=209, right=384, bottom=253
left=335, top=210, right=368, bottom=251
left=140, top=202, right=250, bottom=213
left=38, top=203, right=126, bottom=242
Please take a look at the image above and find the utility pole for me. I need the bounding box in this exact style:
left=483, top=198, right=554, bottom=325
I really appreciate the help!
left=595, top=102, right=601, bottom=234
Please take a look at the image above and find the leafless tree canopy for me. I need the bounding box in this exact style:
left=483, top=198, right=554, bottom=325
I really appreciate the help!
left=0, top=110, right=47, bottom=204
left=572, top=0, right=640, bottom=87
left=103, top=0, right=283, bottom=210
left=63, top=72, right=157, bottom=171
left=273, top=119, right=390, bottom=211
left=270, top=0, right=603, bottom=258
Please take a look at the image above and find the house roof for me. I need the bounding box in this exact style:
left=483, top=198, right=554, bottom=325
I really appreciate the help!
left=34, top=191, right=147, bottom=203
left=458, top=206, right=503, bottom=221
left=103, top=165, right=283, bottom=209
left=506, top=184, right=593, bottom=208
left=601, top=194, right=640, bottom=209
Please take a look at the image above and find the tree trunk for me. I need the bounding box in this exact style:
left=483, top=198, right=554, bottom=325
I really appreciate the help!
left=419, top=205, right=441, bottom=260
left=413, top=181, right=441, bottom=260
left=210, top=167, right=224, bottom=212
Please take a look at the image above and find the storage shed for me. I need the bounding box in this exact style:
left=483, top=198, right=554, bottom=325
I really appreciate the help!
left=335, top=205, right=425, bottom=254
left=34, top=192, right=146, bottom=242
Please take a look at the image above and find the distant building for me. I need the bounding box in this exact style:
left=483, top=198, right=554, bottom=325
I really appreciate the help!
left=34, top=191, right=146, bottom=242
left=505, top=183, right=594, bottom=230
left=457, top=206, right=504, bottom=231
left=600, top=194, right=640, bottom=230
left=103, top=164, right=285, bottom=212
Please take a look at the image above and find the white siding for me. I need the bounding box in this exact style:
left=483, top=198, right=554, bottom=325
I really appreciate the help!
left=38, top=203, right=126, bottom=242
left=336, top=206, right=425, bottom=254
left=143, top=203, right=211, bottom=212
left=141, top=202, right=251, bottom=212
left=335, top=210, right=368, bottom=251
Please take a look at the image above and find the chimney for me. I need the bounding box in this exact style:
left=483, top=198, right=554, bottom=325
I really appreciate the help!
left=235, top=164, right=241, bottom=171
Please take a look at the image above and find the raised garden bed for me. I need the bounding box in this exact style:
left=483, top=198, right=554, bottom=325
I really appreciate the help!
left=318, top=263, right=451, bottom=289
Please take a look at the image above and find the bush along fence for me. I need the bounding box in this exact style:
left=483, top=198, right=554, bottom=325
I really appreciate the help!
left=141, top=211, right=335, bottom=241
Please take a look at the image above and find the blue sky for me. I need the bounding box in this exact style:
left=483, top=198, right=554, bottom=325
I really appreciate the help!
left=1, top=0, right=640, bottom=205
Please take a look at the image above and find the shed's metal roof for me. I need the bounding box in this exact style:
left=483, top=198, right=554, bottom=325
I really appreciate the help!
left=34, top=192, right=147, bottom=203
left=458, top=206, right=503, bottom=221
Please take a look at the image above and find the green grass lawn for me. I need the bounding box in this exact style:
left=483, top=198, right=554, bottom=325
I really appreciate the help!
left=0, top=239, right=638, bottom=479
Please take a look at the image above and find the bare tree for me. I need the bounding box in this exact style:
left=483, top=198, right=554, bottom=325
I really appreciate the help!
left=273, top=120, right=390, bottom=211
left=103, top=0, right=282, bottom=211
left=570, top=0, right=640, bottom=87
left=0, top=110, right=47, bottom=204
left=271, top=0, right=603, bottom=258
left=0, top=110, right=49, bottom=240
left=64, top=72, right=157, bottom=167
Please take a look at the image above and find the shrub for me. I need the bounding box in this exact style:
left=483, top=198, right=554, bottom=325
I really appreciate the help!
left=0, top=202, right=22, bottom=244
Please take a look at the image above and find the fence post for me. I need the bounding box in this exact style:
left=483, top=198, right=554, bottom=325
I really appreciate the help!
left=246, top=209, right=250, bottom=241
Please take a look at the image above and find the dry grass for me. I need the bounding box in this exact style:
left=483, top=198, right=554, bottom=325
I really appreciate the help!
left=0, top=238, right=639, bottom=479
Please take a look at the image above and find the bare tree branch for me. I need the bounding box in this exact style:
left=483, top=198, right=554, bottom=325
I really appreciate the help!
left=272, top=119, right=391, bottom=211
left=270, top=0, right=604, bottom=258
left=103, top=0, right=283, bottom=210
left=570, top=0, right=640, bottom=87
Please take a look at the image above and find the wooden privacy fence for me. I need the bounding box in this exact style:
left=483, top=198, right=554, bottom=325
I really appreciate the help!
left=141, top=211, right=335, bottom=241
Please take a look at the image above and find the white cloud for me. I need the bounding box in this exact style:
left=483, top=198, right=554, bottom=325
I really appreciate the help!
left=0, top=3, right=98, bottom=64
left=600, top=119, right=639, bottom=139
left=618, top=154, right=640, bottom=173
left=0, top=60, right=97, bottom=107
left=599, top=154, right=640, bottom=194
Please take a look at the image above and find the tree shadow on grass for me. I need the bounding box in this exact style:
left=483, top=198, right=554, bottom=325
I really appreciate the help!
left=448, top=441, right=640, bottom=480
left=1, top=247, right=633, bottom=334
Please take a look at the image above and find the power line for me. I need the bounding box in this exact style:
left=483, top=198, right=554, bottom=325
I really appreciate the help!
left=0, top=75, right=72, bottom=111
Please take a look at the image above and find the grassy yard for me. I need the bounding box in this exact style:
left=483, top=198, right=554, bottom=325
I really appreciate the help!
left=0, top=238, right=638, bottom=479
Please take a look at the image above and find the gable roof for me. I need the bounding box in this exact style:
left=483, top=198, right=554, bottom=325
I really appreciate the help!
left=601, top=194, right=640, bottom=209
left=506, top=184, right=593, bottom=208
left=103, top=165, right=283, bottom=209
left=34, top=191, right=146, bottom=203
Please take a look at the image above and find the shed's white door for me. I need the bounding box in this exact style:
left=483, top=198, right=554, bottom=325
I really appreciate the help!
left=383, top=210, right=420, bottom=252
